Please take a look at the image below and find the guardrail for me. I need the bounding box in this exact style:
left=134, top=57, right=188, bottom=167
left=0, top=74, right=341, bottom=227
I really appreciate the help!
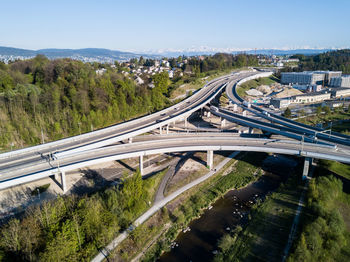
left=1, top=136, right=348, bottom=190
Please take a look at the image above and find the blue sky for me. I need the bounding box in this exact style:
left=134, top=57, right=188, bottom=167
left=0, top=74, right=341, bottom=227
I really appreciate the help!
left=0, top=0, right=349, bottom=51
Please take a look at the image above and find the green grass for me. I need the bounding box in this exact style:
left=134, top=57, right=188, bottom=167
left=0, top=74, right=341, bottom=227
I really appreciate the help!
left=214, top=168, right=304, bottom=262
left=31, top=183, right=50, bottom=195
left=140, top=152, right=267, bottom=262
left=296, top=110, right=350, bottom=127
left=236, top=76, right=278, bottom=98
left=318, top=159, right=350, bottom=180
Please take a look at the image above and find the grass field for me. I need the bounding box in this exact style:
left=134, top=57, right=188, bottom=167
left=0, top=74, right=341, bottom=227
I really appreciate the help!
left=236, top=76, right=278, bottom=98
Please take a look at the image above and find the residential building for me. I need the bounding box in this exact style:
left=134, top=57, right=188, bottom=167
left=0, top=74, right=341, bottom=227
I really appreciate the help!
left=135, top=76, right=144, bottom=85
left=95, top=68, right=107, bottom=75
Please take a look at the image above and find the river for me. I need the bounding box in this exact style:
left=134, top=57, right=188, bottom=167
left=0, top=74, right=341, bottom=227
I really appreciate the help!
left=159, top=154, right=298, bottom=262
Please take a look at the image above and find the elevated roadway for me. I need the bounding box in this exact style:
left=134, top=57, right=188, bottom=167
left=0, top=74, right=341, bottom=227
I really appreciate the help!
left=0, top=71, right=257, bottom=169
left=1, top=133, right=349, bottom=191
left=225, top=72, right=350, bottom=146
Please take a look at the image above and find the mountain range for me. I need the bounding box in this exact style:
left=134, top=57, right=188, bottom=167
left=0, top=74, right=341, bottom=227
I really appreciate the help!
left=0, top=46, right=337, bottom=62
left=0, top=46, right=156, bottom=62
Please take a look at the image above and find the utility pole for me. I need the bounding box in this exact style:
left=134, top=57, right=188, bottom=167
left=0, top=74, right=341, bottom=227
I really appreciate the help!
left=301, top=135, right=304, bottom=153
left=41, top=128, right=45, bottom=144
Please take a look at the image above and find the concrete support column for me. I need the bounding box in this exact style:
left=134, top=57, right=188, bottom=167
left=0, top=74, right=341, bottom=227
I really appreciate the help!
left=207, top=111, right=211, bottom=118
left=166, top=124, right=169, bottom=134
left=221, top=118, right=226, bottom=128
left=302, top=157, right=311, bottom=180
left=54, top=173, right=59, bottom=182
left=184, top=117, right=188, bottom=128
left=207, top=150, right=213, bottom=170
left=159, top=126, right=163, bottom=135
left=249, top=127, right=253, bottom=134
left=242, top=110, right=247, bottom=117
left=139, top=155, right=143, bottom=176
left=233, top=104, right=237, bottom=112
left=128, top=137, right=133, bottom=143
left=61, top=171, right=67, bottom=193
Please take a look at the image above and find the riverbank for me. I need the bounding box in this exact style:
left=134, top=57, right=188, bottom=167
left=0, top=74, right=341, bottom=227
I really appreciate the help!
left=213, top=157, right=304, bottom=261
left=124, top=152, right=267, bottom=261
left=287, top=170, right=350, bottom=262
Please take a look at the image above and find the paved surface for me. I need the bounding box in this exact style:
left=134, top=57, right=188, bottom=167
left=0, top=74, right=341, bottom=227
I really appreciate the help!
left=1, top=134, right=350, bottom=190
left=154, top=152, right=193, bottom=203
left=0, top=71, right=252, bottom=168
left=91, top=151, right=240, bottom=262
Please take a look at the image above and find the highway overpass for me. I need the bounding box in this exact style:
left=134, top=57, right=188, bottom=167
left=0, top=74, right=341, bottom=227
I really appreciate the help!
left=0, top=70, right=258, bottom=168
left=225, top=72, right=350, bottom=147
left=1, top=133, right=349, bottom=192
left=1, top=70, right=350, bottom=192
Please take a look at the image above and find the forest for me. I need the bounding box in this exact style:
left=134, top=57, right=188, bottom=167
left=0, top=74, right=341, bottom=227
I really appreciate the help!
left=287, top=176, right=349, bottom=262
left=282, top=49, right=350, bottom=74
left=185, top=53, right=259, bottom=75
left=0, top=55, right=170, bottom=150
left=0, top=53, right=258, bottom=151
left=0, top=171, right=156, bottom=261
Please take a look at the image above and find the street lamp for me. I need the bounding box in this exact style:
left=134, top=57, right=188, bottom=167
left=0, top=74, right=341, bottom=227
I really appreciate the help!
left=301, top=134, right=304, bottom=153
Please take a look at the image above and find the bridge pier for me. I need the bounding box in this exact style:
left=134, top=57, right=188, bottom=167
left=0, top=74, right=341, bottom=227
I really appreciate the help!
left=249, top=127, right=254, bottom=134
left=159, top=126, right=163, bottom=135
left=61, top=171, right=67, bottom=193
left=207, top=150, right=213, bottom=170
left=166, top=124, right=169, bottom=134
left=207, top=111, right=211, bottom=118
left=184, top=117, right=188, bottom=128
left=128, top=137, right=133, bottom=143
left=221, top=118, right=226, bottom=128
left=232, top=104, right=237, bottom=112
left=242, top=110, right=247, bottom=117
left=139, top=155, right=143, bottom=176
left=302, top=157, right=312, bottom=180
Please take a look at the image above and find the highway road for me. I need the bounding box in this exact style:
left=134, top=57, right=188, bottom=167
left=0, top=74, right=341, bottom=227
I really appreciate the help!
left=0, top=71, right=257, bottom=169
left=1, top=133, right=349, bottom=190
left=2, top=70, right=350, bottom=191
left=225, top=72, right=350, bottom=146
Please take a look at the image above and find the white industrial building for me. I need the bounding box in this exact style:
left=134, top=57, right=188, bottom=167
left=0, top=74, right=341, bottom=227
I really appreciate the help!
left=331, top=87, right=350, bottom=98
left=281, top=71, right=342, bottom=86
left=329, top=75, right=350, bottom=88
left=291, top=92, right=331, bottom=104
left=281, top=72, right=325, bottom=85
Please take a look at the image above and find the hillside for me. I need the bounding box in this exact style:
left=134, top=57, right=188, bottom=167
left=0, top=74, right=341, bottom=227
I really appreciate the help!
left=0, top=56, right=169, bottom=151
left=0, top=46, right=157, bottom=61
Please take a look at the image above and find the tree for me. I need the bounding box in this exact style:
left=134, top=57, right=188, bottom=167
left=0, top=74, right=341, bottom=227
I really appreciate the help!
left=283, top=107, right=292, bottom=118
left=0, top=219, right=21, bottom=253
left=322, top=106, right=331, bottom=116
left=153, top=72, right=169, bottom=94
left=316, top=106, right=322, bottom=116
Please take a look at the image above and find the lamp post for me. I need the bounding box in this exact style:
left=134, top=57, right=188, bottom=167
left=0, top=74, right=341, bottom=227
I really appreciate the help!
left=301, top=135, right=304, bottom=153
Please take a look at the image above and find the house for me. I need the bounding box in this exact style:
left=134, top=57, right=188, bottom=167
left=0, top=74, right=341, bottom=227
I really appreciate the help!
left=95, top=68, right=107, bottom=75
left=135, top=76, right=144, bottom=85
